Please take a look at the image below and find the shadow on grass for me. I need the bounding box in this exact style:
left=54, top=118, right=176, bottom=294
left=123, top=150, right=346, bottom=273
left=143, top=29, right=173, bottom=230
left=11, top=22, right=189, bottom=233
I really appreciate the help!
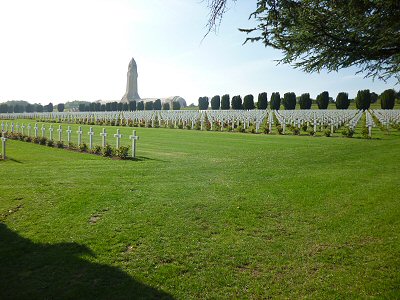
left=0, top=223, right=173, bottom=300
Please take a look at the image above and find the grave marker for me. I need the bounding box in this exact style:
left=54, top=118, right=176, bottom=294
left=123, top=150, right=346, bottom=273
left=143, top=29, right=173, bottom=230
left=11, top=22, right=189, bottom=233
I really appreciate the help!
left=129, top=130, right=139, bottom=158
left=100, top=128, right=107, bottom=147
left=114, top=129, right=122, bottom=149
left=88, top=127, right=94, bottom=149
left=66, top=126, right=72, bottom=144
left=57, top=125, right=63, bottom=142
left=49, top=125, right=54, bottom=140
left=1, top=133, right=6, bottom=159
left=77, top=126, right=83, bottom=146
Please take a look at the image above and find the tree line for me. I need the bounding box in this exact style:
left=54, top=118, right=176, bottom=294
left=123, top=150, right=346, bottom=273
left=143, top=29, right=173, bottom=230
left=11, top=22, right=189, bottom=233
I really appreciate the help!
left=198, top=89, right=399, bottom=110
left=0, top=100, right=181, bottom=113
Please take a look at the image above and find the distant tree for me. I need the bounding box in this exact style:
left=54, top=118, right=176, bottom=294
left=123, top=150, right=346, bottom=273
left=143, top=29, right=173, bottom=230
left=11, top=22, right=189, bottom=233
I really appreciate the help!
left=96, top=102, right=101, bottom=111
left=105, top=102, right=112, bottom=111
left=243, top=94, right=255, bottom=109
left=13, top=104, right=22, bottom=113
left=370, top=92, right=379, bottom=104
left=101, top=104, right=106, bottom=111
left=78, top=103, right=86, bottom=112
left=7, top=105, right=13, bottom=113
left=355, top=90, right=371, bottom=110
left=172, top=101, right=181, bottom=110
left=25, top=103, right=33, bottom=113
left=211, top=95, right=221, bottom=110
left=162, top=102, right=170, bottom=110
left=298, top=93, right=312, bottom=109
left=335, top=92, right=350, bottom=109
left=111, top=101, right=118, bottom=111
left=89, top=102, right=96, bottom=111
left=0, top=103, right=8, bottom=113
left=380, top=89, right=396, bottom=109
left=231, top=95, right=243, bottom=109
left=257, top=92, right=268, bottom=109
left=45, top=102, right=54, bottom=112
left=154, top=99, right=162, bottom=110
left=316, top=91, right=329, bottom=109
left=57, top=103, right=65, bottom=112
left=122, top=103, right=128, bottom=111
left=129, top=100, right=136, bottom=111
left=221, top=94, right=230, bottom=110
left=270, top=92, right=281, bottom=110
left=117, top=102, right=123, bottom=111
left=282, top=92, right=296, bottom=110
left=137, top=101, right=144, bottom=111
left=145, top=101, right=154, bottom=110
left=36, top=104, right=44, bottom=113
left=198, top=96, right=209, bottom=110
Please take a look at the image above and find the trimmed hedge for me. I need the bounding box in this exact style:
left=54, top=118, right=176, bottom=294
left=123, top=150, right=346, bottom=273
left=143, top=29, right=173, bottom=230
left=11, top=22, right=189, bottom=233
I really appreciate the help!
left=336, top=92, right=350, bottom=109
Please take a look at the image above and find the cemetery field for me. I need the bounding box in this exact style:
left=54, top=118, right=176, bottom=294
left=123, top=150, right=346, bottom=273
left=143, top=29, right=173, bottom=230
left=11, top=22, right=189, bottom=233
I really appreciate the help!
left=1, top=125, right=400, bottom=299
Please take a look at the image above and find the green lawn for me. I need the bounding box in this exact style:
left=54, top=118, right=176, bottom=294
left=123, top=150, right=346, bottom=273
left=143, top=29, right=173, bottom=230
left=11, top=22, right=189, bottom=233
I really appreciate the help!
left=1, top=125, right=399, bottom=299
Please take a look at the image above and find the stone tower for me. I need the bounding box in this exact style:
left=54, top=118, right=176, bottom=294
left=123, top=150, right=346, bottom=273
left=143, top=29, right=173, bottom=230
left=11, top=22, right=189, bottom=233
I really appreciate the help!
left=121, top=57, right=140, bottom=103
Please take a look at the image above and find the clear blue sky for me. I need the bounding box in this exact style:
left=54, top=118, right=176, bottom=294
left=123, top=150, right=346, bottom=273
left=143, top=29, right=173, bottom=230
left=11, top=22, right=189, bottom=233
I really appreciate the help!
left=0, top=0, right=397, bottom=105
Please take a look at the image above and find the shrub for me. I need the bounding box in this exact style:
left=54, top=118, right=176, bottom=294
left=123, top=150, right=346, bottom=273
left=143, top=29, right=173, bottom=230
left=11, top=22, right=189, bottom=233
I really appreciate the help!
left=243, top=94, right=255, bottom=110
left=92, top=145, right=102, bottom=154
left=380, top=89, right=396, bottom=109
left=231, top=95, right=243, bottom=109
left=211, top=95, right=221, bottom=110
left=316, top=91, right=329, bottom=109
left=292, top=127, right=300, bottom=135
left=153, top=99, right=162, bottom=110
left=270, top=92, right=281, bottom=110
left=39, top=137, right=47, bottom=145
left=102, top=144, right=114, bottom=157
left=33, top=137, right=40, bottom=144
left=56, top=141, right=64, bottom=148
left=341, top=127, right=354, bottom=137
left=282, top=92, right=296, bottom=110
left=361, top=127, right=370, bottom=139
left=68, top=142, right=78, bottom=150
left=198, top=97, right=209, bottom=110
left=298, top=93, right=312, bottom=109
left=277, top=125, right=283, bottom=135
left=336, top=92, right=350, bottom=109
left=258, top=92, right=268, bottom=109
left=79, top=142, right=88, bottom=152
left=324, top=129, right=331, bottom=137
left=355, top=90, right=371, bottom=110
left=116, top=146, right=130, bottom=159
left=172, top=101, right=181, bottom=110
left=144, top=101, right=154, bottom=110
left=301, top=123, right=308, bottom=132
left=308, top=129, right=315, bottom=136
left=162, top=102, right=170, bottom=110
left=221, top=94, right=230, bottom=109
left=47, top=140, right=54, bottom=147
left=236, top=125, right=245, bottom=133
left=24, top=136, right=32, bottom=142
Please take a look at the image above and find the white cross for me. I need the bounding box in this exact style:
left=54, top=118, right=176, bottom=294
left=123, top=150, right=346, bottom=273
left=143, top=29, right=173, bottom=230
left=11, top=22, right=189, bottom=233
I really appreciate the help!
left=66, top=126, right=72, bottom=144
left=1, top=133, right=7, bottom=159
left=16, top=124, right=20, bottom=133
left=21, top=124, right=26, bottom=136
left=77, top=126, right=83, bottom=146
left=33, top=123, right=38, bottom=137
left=49, top=125, right=54, bottom=140
left=88, top=127, right=94, bottom=149
left=41, top=124, right=46, bottom=137
left=100, top=128, right=107, bottom=148
left=57, top=125, right=63, bottom=142
left=114, top=129, right=122, bottom=149
left=11, top=122, right=14, bottom=133
left=129, top=130, right=139, bottom=158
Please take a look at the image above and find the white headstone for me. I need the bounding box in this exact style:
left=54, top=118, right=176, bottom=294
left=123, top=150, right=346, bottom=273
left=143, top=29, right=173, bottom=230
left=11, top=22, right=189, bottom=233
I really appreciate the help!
left=88, top=127, right=94, bottom=149
left=100, top=128, right=107, bottom=148
left=49, top=125, right=54, bottom=140
left=129, top=130, right=139, bottom=158
left=1, top=133, right=7, bottom=159
left=66, top=126, right=72, bottom=143
left=57, top=125, right=63, bottom=142
left=114, top=129, right=122, bottom=149
left=77, top=126, right=83, bottom=146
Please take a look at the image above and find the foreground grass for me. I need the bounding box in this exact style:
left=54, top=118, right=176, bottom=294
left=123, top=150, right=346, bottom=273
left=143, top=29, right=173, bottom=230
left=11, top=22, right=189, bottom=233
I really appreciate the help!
left=1, top=127, right=400, bottom=299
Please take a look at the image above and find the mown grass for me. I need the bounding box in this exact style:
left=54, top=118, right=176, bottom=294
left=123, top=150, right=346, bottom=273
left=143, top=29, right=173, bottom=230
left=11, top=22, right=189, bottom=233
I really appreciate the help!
left=1, top=124, right=400, bottom=299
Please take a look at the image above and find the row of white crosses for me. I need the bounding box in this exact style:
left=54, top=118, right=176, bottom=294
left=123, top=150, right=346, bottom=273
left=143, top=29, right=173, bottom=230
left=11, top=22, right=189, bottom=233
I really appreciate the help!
left=0, top=122, right=140, bottom=158
left=371, top=109, right=400, bottom=129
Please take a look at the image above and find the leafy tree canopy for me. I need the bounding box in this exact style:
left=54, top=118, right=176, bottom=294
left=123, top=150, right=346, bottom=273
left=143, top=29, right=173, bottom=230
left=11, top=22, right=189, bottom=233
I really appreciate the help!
left=206, top=0, right=400, bottom=81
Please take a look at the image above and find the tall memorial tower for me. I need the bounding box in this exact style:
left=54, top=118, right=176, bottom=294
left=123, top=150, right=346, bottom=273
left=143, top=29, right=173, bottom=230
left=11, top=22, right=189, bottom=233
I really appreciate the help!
left=121, top=57, right=140, bottom=103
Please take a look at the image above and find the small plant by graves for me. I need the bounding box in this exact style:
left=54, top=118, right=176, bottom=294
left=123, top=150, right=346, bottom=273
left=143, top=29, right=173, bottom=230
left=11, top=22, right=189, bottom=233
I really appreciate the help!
left=324, top=129, right=331, bottom=137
